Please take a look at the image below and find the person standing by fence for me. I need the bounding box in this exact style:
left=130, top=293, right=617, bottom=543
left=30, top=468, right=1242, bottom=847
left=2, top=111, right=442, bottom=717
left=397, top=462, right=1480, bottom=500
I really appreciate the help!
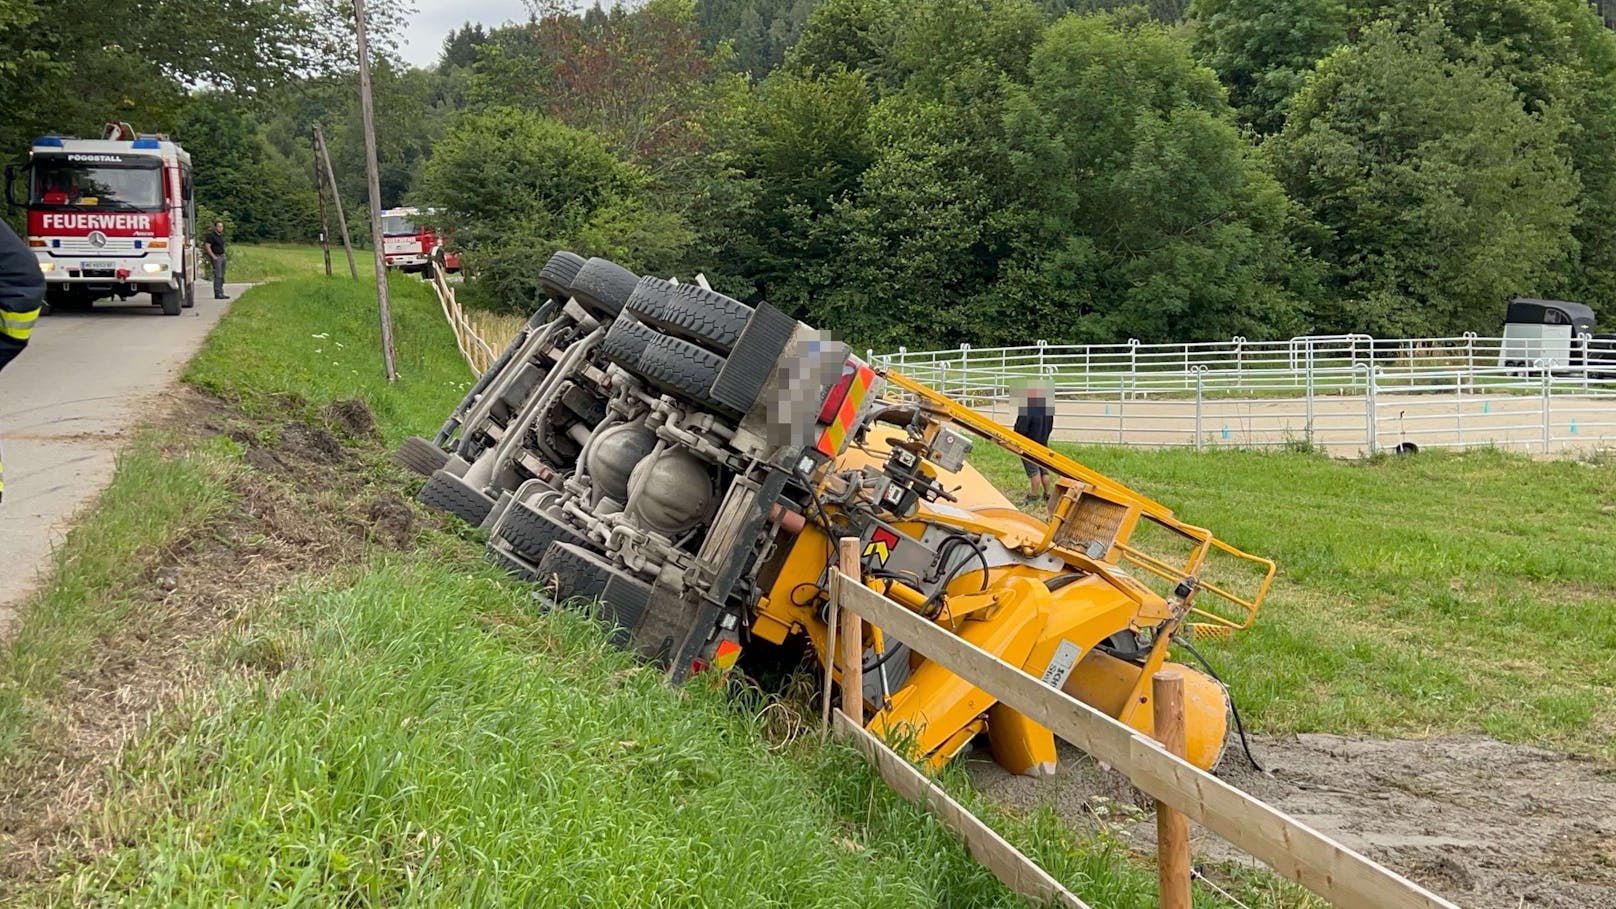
left=1014, top=382, right=1055, bottom=506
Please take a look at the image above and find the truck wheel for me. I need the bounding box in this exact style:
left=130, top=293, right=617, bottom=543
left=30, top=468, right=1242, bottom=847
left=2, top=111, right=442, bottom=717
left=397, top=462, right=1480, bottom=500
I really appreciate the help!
left=626, top=277, right=753, bottom=356
left=636, top=333, right=733, bottom=416
left=540, top=251, right=586, bottom=302
left=566, top=257, right=639, bottom=320
left=534, top=542, right=652, bottom=648
left=417, top=469, right=494, bottom=525
left=495, top=499, right=592, bottom=562
left=486, top=540, right=539, bottom=581
left=181, top=279, right=195, bottom=309
left=597, top=313, right=660, bottom=370
left=395, top=435, right=450, bottom=477
left=156, top=288, right=181, bottom=316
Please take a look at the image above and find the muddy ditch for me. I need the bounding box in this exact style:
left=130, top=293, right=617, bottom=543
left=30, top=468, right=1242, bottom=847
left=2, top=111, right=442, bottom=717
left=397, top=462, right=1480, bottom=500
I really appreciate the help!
left=0, top=388, right=431, bottom=892
left=969, top=732, right=1616, bottom=908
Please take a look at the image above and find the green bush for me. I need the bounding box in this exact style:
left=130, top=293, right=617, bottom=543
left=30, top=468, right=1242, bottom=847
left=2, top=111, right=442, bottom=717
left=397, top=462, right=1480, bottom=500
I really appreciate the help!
left=418, top=107, right=694, bottom=312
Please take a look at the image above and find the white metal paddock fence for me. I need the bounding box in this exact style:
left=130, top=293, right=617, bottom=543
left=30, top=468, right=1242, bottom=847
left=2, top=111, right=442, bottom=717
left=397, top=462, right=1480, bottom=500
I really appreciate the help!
left=869, top=334, right=1616, bottom=457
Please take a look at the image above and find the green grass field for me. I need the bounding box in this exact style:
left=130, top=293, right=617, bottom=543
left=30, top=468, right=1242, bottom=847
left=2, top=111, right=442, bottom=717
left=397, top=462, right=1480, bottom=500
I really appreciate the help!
left=971, top=442, right=1616, bottom=759
left=226, top=243, right=347, bottom=284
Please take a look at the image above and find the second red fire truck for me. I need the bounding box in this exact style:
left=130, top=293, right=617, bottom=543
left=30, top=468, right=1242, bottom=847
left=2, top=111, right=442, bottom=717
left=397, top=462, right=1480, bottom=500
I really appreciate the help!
left=380, top=206, right=459, bottom=275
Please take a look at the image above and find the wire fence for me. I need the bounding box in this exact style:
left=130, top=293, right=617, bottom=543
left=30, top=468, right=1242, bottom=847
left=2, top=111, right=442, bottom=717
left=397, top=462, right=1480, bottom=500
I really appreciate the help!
left=873, top=334, right=1616, bottom=457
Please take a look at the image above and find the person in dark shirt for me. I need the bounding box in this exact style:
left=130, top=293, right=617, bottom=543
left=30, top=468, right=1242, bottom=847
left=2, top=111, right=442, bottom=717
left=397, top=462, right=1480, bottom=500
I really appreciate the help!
left=0, top=222, right=43, bottom=371
left=1013, top=385, right=1056, bottom=505
left=205, top=220, right=228, bottom=299
left=0, top=221, right=45, bottom=504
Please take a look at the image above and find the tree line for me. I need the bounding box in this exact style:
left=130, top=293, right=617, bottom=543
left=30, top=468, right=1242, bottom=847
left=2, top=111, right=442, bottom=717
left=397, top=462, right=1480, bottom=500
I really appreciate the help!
left=8, top=0, right=1616, bottom=349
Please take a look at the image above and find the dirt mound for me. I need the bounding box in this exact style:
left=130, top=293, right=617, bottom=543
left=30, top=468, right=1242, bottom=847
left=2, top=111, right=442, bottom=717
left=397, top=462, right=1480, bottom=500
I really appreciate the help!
left=324, top=397, right=378, bottom=440
left=0, top=388, right=433, bottom=891
left=968, top=732, right=1616, bottom=908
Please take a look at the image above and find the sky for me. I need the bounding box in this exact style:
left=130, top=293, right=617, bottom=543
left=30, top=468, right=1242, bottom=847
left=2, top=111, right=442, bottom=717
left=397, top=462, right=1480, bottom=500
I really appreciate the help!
left=397, top=0, right=531, bottom=69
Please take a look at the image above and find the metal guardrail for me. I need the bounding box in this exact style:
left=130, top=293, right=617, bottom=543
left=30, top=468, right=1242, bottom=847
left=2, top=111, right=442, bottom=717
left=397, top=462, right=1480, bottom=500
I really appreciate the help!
left=875, top=334, right=1616, bottom=456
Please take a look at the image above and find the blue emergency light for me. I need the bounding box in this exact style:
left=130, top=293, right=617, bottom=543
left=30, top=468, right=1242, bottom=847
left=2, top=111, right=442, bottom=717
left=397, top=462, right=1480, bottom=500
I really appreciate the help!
left=32, top=136, right=64, bottom=147
left=131, top=137, right=161, bottom=149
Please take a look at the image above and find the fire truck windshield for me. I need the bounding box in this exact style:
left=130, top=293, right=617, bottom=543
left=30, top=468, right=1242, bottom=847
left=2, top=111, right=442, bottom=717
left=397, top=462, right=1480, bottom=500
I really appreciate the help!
left=29, top=159, right=163, bottom=211
left=382, top=215, right=419, bottom=237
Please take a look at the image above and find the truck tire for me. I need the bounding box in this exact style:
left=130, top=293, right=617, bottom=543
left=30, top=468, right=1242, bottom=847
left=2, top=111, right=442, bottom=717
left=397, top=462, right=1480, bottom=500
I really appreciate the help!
left=417, top=469, right=494, bottom=525
left=566, top=257, right=638, bottom=319
left=637, top=333, right=733, bottom=415
left=395, top=435, right=450, bottom=477
left=534, top=542, right=653, bottom=648
left=626, top=278, right=753, bottom=356
left=156, top=288, right=181, bottom=316
left=496, top=499, right=591, bottom=563
left=540, top=251, right=585, bottom=302
left=597, top=313, right=660, bottom=370
left=486, top=540, right=539, bottom=581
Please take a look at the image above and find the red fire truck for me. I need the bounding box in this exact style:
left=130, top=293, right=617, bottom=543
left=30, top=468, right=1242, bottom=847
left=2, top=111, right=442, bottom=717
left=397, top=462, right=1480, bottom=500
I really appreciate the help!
left=380, top=206, right=459, bottom=275
left=5, top=123, right=198, bottom=315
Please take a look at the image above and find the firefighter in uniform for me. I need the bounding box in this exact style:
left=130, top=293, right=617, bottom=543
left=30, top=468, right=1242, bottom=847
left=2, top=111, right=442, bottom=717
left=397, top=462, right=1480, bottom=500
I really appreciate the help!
left=0, top=221, right=45, bottom=503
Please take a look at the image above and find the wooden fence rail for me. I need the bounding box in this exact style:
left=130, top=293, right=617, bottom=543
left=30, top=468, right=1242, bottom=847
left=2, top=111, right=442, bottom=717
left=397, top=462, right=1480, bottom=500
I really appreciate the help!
left=827, top=552, right=1460, bottom=909
left=426, top=261, right=499, bottom=375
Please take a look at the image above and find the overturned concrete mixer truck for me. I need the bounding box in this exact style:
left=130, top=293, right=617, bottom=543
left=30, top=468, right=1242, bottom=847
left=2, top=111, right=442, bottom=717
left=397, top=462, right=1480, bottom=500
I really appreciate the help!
left=400, top=252, right=1276, bottom=775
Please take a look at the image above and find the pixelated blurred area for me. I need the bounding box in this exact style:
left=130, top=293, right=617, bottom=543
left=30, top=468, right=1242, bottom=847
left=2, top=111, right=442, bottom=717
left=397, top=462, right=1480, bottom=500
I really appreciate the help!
left=1011, top=376, right=1056, bottom=410
left=764, top=329, right=849, bottom=448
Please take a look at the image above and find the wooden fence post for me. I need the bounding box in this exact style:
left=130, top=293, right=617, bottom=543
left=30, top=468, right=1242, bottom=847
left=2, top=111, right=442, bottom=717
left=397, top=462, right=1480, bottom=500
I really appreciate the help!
left=821, top=571, right=840, bottom=735
left=839, top=537, right=864, bottom=726
left=1153, top=671, right=1191, bottom=909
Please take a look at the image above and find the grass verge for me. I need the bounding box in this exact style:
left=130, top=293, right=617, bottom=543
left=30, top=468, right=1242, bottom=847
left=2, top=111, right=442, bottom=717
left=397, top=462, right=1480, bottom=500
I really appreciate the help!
left=226, top=244, right=342, bottom=284
left=971, top=442, right=1616, bottom=759
left=186, top=274, right=472, bottom=443
left=0, top=432, right=236, bottom=755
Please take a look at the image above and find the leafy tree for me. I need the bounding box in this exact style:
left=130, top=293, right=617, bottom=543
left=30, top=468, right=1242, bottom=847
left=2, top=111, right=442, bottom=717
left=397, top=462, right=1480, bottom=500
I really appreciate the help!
left=419, top=107, right=691, bottom=310
left=1270, top=18, right=1577, bottom=335
left=808, top=96, right=1001, bottom=347
left=467, top=2, right=720, bottom=181
left=1189, top=0, right=1349, bottom=134
left=994, top=14, right=1310, bottom=343
left=1386, top=0, right=1616, bottom=322
left=1045, top=0, right=1189, bottom=21
left=172, top=95, right=321, bottom=243
left=889, top=0, right=1046, bottom=96
left=791, top=0, right=1046, bottom=347
left=785, top=0, right=900, bottom=83
left=692, top=67, right=874, bottom=306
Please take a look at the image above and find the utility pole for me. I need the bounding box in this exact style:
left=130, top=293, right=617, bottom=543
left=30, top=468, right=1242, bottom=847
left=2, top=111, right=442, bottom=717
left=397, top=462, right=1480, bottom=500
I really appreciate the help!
left=313, top=146, right=333, bottom=277
left=353, top=0, right=398, bottom=382
left=312, top=123, right=358, bottom=279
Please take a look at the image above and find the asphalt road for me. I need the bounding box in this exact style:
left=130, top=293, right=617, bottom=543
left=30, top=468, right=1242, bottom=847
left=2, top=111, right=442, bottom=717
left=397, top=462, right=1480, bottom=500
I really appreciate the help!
left=0, top=286, right=242, bottom=634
